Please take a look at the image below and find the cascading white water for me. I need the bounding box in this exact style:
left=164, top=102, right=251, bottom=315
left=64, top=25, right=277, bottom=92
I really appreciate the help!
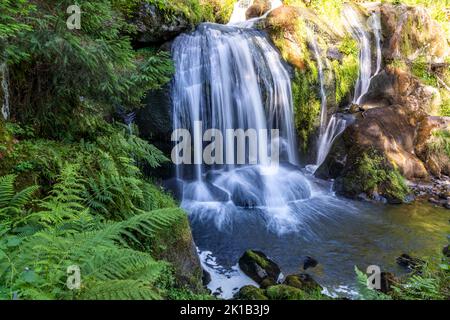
left=171, top=23, right=319, bottom=233
left=368, top=11, right=383, bottom=77
left=308, top=29, right=328, bottom=138
left=312, top=6, right=383, bottom=171
left=228, top=0, right=254, bottom=24
left=315, top=115, right=348, bottom=168
left=342, top=5, right=373, bottom=104
left=1, top=63, right=10, bottom=120
left=306, top=28, right=347, bottom=171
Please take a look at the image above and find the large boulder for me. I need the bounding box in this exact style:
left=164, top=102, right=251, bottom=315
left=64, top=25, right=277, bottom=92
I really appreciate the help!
left=238, top=250, right=281, bottom=285
left=132, top=3, right=192, bottom=44
left=150, top=208, right=204, bottom=292
left=344, top=104, right=429, bottom=180
left=320, top=64, right=444, bottom=189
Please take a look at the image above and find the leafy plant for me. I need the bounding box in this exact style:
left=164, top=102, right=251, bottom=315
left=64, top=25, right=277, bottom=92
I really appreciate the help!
left=354, top=267, right=392, bottom=300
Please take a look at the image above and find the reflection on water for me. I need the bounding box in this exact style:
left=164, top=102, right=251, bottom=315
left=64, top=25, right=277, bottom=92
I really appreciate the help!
left=190, top=200, right=449, bottom=297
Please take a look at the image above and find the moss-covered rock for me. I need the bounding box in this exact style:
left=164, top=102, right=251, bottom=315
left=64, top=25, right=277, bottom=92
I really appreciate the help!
left=283, top=274, right=321, bottom=293
left=150, top=208, right=205, bottom=293
left=236, top=285, right=269, bottom=300
left=266, top=284, right=305, bottom=300
left=334, top=148, right=411, bottom=203
left=129, top=0, right=221, bottom=44
left=266, top=284, right=327, bottom=300
left=239, top=250, right=281, bottom=285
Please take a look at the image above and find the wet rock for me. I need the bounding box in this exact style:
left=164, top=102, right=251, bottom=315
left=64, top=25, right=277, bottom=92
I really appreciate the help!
left=236, top=285, right=268, bottom=300
left=380, top=272, right=399, bottom=294
left=315, top=134, right=348, bottom=180
left=246, top=0, right=271, bottom=19
left=326, top=47, right=343, bottom=63
left=239, top=250, right=281, bottom=285
left=303, top=256, right=318, bottom=270
left=202, top=269, right=211, bottom=286
left=349, top=103, right=362, bottom=114
left=283, top=274, right=321, bottom=293
left=396, top=254, right=425, bottom=272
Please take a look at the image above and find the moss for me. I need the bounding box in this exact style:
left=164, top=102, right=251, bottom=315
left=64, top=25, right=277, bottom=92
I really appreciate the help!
left=266, top=284, right=327, bottom=300
left=411, top=57, right=438, bottom=87
left=207, top=0, right=236, bottom=24
left=266, top=285, right=305, bottom=300
left=246, top=250, right=270, bottom=269
left=333, top=36, right=359, bottom=105
left=237, top=286, right=268, bottom=300
left=339, top=149, right=411, bottom=201
left=292, top=70, right=321, bottom=151
left=150, top=208, right=204, bottom=293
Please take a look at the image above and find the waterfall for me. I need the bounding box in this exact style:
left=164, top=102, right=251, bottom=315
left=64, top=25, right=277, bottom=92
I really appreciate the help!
left=368, top=11, right=383, bottom=77
left=171, top=23, right=318, bottom=233
left=229, top=0, right=254, bottom=24
left=311, top=6, right=383, bottom=171
left=1, top=63, right=10, bottom=120
left=342, top=5, right=373, bottom=104
left=306, top=28, right=347, bottom=171
left=308, top=29, right=328, bottom=137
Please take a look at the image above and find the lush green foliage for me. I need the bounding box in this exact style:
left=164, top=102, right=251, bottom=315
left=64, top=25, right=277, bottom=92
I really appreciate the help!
left=2, top=0, right=174, bottom=138
left=0, top=172, right=184, bottom=299
left=391, top=257, right=449, bottom=300
left=292, top=70, right=321, bottom=151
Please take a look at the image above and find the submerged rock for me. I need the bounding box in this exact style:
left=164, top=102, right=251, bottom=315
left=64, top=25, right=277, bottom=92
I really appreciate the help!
left=283, top=274, right=321, bottom=293
left=396, top=254, right=425, bottom=272
left=239, top=250, right=281, bottom=285
left=303, top=256, right=319, bottom=270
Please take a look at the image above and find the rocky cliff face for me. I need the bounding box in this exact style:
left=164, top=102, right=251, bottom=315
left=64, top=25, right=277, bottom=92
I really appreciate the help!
left=315, top=3, right=448, bottom=202
left=261, top=2, right=448, bottom=203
